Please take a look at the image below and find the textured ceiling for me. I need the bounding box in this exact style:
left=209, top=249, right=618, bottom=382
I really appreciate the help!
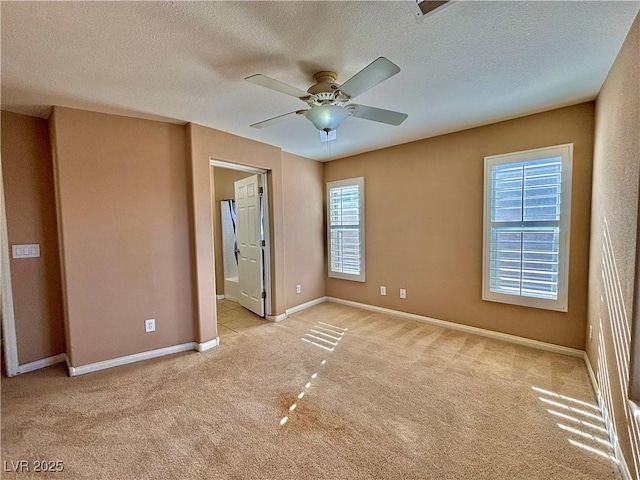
left=1, top=1, right=638, bottom=161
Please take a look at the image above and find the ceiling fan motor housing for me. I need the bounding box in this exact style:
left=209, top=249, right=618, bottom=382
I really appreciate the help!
left=306, top=71, right=350, bottom=106
left=246, top=57, right=406, bottom=132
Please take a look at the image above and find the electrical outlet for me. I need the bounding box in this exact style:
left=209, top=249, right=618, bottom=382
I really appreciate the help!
left=380, top=286, right=387, bottom=296
left=145, top=319, right=155, bottom=333
left=296, top=284, right=302, bottom=294
left=400, top=289, right=407, bottom=299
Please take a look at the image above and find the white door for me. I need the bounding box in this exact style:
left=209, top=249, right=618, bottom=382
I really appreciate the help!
left=235, top=175, right=265, bottom=317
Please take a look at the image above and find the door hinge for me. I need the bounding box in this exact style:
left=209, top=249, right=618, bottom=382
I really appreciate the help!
left=261, top=240, right=266, bottom=247
left=259, top=186, right=264, bottom=196
left=261, top=291, right=267, bottom=299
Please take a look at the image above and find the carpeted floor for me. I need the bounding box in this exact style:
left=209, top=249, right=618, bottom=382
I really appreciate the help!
left=1, top=301, right=621, bottom=479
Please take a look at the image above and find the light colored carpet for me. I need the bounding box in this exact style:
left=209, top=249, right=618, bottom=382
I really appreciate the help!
left=1, top=301, right=621, bottom=479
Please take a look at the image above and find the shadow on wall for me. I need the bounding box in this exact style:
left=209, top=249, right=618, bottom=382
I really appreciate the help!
left=597, top=216, right=640, bottom=475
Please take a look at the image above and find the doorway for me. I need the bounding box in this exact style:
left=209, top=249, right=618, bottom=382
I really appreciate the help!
left=0, top=158, right=19, bottom=377
left=210, top=161, right=272, bottom=338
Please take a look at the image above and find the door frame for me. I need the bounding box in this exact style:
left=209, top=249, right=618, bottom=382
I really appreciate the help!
left=210, top=160, right=272, bottom=316
left=0, top=156, right=20, bottom=376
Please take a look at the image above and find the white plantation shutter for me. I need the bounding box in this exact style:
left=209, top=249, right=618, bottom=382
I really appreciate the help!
left=327, top=177, right=365, bottom=282
left=483, top=145, right=572, bottom=311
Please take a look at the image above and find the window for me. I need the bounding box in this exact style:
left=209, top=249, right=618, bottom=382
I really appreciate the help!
left=483, top=144, right=572, bottom=311
left=327, top=177, right=365, bottom=282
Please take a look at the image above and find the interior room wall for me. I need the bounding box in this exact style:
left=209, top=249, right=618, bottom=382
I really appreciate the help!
left=211, top=166, right=252, bottom=295
left=187, top=123, right=285, bottom=332
left=1, top=111, right=65, bottom=364
left=324, top=102, right=595, bottom=349
left=587, top=13, right=639, bottom=478
left=282, top=152, right=325, bottom=310
left=50, top=107, right=195, bottom=367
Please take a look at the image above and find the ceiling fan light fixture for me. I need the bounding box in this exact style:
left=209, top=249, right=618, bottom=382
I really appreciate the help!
left=305, top=105, right=348, bottom=133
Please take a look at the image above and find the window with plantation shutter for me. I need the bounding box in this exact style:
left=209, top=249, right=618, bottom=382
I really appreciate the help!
left=327, top=177, right=365, bottom=282
left=483, top=144, right=572, bottom=311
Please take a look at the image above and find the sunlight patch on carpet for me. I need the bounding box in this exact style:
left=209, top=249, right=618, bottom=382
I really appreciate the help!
left=533, top=385, right=617, bottom=466
left=547, top=409, right=609, bottom=434
left=280, top=321, right=347, bottom=427
left=569, top=439, right=618, bottom=463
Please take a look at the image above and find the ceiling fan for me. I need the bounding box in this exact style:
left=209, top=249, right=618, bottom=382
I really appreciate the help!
left=245, top=57, right=408, bottom=134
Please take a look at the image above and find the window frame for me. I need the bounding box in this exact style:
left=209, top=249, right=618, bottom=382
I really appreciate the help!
left=482, top=144, right=573, bottom=312
left=327, top=177, right=366, bottom=282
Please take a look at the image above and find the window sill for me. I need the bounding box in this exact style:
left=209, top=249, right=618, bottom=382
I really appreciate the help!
left=482, top=292, right=567, bottom=312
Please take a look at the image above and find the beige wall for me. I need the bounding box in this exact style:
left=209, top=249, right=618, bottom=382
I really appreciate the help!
left=50, top=107, right=194, bottom=366
left=325, top=103, right=595, bottom=349
left=1, top=111, right=65, bottom=364
left=210, top=158, right=325, bottom=308
left=211, top=166, right=251, bottom=294
left=587, top=13, right=640, bottom=479
left=5, top=107, right=321, bottom=367
left=282, top=152, right=325, bottom=309
left=187, top=123, right=285, bottom=334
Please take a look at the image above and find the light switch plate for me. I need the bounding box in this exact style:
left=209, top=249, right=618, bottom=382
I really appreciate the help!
left=12, top=244, right=40, bottom=258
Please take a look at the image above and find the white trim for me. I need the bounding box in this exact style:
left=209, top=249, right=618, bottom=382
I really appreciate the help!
left=196, top=337, right=219, bottom=352
left=216, top=294, right=225, bottom=300
left=210, top=160, right=266, bottom=175
left=482, top=143, right=573, bottom=312
left=0, top=156, right=19, bottom=377
left=583, top=351, right=599, bottom=394
left=260, top=172, right=273, bottom=317
left=582, top=353, right=633, bottom=480
left=67, top=342, right=196, bottom=377
left=224, top=293, right=239, bottom=302
left=327, top=177, right=366, bottom=283
left=285, top=297, right=327, bottom=315
left=266, top=313, right=287, bottom=323
left=17, top=353, right=67, bottom=374
left=210, top=160, right=272, bottom=317
left=615, top=442, right=633, bottom=480
left=326, top=297, right=583, bottom=357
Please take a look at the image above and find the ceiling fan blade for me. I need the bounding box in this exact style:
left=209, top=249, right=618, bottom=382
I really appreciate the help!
left=245, top=74, right=309, bottom=99
left=350, top=104, right=408, bottom=126
left=338, top=57, right=401, bottom=99
left=250, top=110, right=307, bottom=129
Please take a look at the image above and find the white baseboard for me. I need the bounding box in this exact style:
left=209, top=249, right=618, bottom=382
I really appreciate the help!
left=68, top=342, right=196, bottom=377
left=325, top=298, right=633, bottom=476
left=286, top=296, right=327, bottom=316
left=615, top=439, right=633, bottom=480
left=225, top=294, right=239, bottom=302
left=265, top=296, right=328, bottom=322
left=216, top=294, right=225, bottom=300
left=583, top=353, right=632, bottom=480
left=326, top=297, right=584, bottom=358
left=583, top=351, right=600, bottom=394
left=265, top=313, right=287, bottom=322
left=196, top=337, right=219, bottom=352
left=17, top=353, right=67, bottom=374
